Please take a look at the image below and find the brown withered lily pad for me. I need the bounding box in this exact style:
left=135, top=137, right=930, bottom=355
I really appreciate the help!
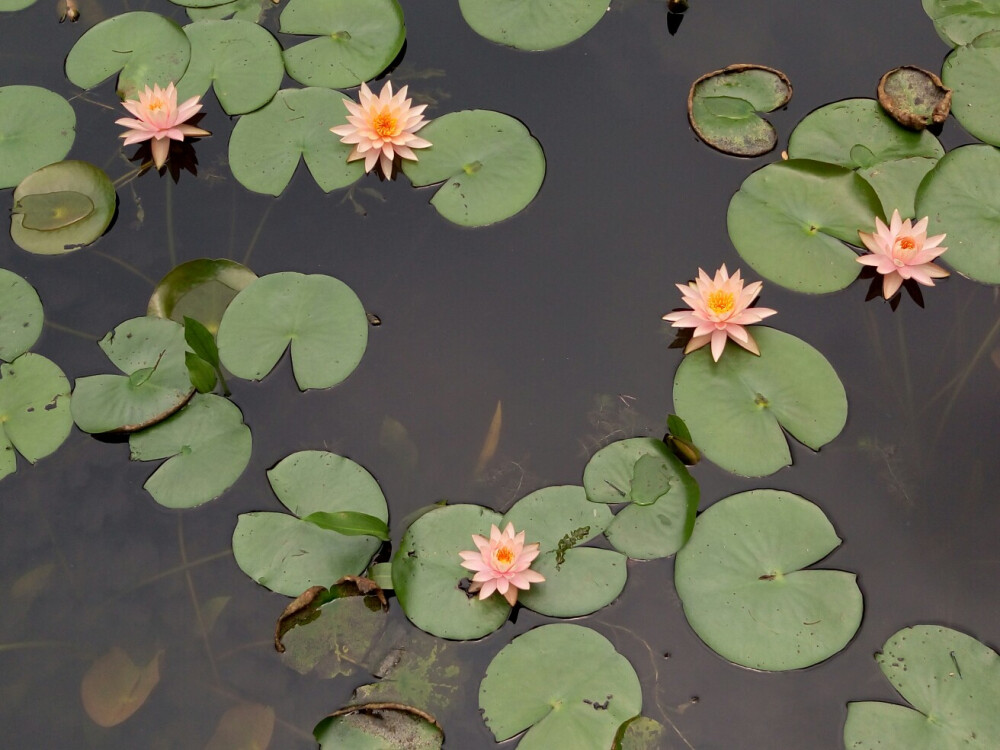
left=878, top=66, right=951, bottom=130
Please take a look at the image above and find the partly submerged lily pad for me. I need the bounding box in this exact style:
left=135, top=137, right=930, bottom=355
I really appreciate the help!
left=921, top=0, right=1000, bottom=47
left=0, top=269, right=43, bottom=362
left=0, top=86, right=76, bottom=190
left=675, top=489, right=863, bottom=671
left=401, top=110, right=545, bottom=227
left=459, top=0, right=607, bottom=51
left=280, top=0, right=405, bottom=89
left=216, top=272, right=368, bottom=390
left=314, top=704, right=443, bottom=750
left=844, top=625, right=1000, bottom=748
left=672, top=327, right=847, bottom=477
left=147, top=258, right=258, bottom=332
left=11, top=161, right=116, bottom=256
left=479, top=624, right=642, bottom=748
left=942, top=31, right=1000, bottom=148
left=128, top=394, right=252, bottom=508
left=688, top=65, right=792, bottom=157
left=878, top=66, right=951, bottom=131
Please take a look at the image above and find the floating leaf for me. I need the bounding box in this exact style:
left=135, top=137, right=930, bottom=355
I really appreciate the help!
left=128, top=393, right=252, bottom=508
left=186, top=0, right=266, bottom=22
left=401, top=110, right=545, bottom=227
left=921, top=0, right=1000, bottom=47
left=280, top=0, right=405, bottom=89
left=0, top=269, right=43, bottom=362
left=228, top=88, right=364, bottom=195
left=844, top=625, right=1000, bottom=748
left=205, top=704, right=275, bottom=750
left=0, top=86, right=75, bottom=190
left=674, top=489, right=862, bottom=671
left=80, top=647, right=162, bottom=728
left=942, top=31, right=1000, bottom=148
left=315, top=704, right=443, bottom=749
left=0, top=0, right=38, bottom=9
left=480, top=624, right=642, bottom=747
left=672, top=328, right=847, bottom=477
left=857, top=156, right=938, bottom=219
left=613, top=716, right=670, bottom=750
left=915, top=144, right=1000, bottom=284
left=303, top=511, right=390, bottom=541
left=459, top=0, right=607, bottom=51
left=877, top=66, right=951, bottom=131
left=688, top=65, right=792, bottom=156
left=11, top=161, right=116, bottom=256
left=147, top=258, right=258, bottom=332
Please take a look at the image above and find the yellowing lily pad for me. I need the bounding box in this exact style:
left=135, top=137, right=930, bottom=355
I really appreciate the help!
left=0, top=86, right=75, bottom=190
left=877, top=66, right=951, bottom=130
left=0, top=269, right=43, bottom=362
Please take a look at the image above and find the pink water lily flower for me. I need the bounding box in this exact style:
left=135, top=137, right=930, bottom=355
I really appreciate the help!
left=857, top=209, right=949, bottom=299
left=459, top=523, right=545, bottom=607
left=330, top=80, right=431, bottom=178
left=662, top=264, right=777, bottom=362
left=115, top=82, right=210, bottom=170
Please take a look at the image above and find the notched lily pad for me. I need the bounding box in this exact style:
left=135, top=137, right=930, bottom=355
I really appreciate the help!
left=878, top=66, right=951, bottom=130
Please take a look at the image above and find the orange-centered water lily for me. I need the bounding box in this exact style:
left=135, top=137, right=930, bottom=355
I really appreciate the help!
left=330, top=80, right=431, bottom=178
left=458, top=523, right=545, bottom=607
left=663, top=264, right=777, bottom=362
left=115, top=83, right=210, bottom=170
left=857, top=209, right=949, bottom=299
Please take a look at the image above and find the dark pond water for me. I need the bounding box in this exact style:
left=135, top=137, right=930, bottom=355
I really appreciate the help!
left=2, top=0, right=999, bottom=747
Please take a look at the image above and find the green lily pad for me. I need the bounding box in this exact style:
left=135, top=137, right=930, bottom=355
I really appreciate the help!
left=186, top=0, right=266, bottom=23
left=688, top=65, right=792, bottom=157
left=128, top=393, right=251, bottom=508
left=922, top=0, right=1000, bottom=47
left=727, top=159, right=882, bottom=293
left=459, top=0, right=607, bottom=51
left=228, top=88, right=364, bottom=195
left=858, top=156, right=938, bottom=219
left=942, top=31, right=1000, bottom=148
left=480, top=624, right=642, bottom=748
left=672, top=327, right=847, bottom=477
left=844, top=625, right=1000, bottom=748
left=877, top=66, right=951, bottom=131
left=0, top=0, right=39, bottom=10
left=70, top=316, right=194, bottom=434
left=64, top=12, right=191, bottom=99
left=675, top=489, right=863, bottom=671
left=401, top=110, right=545, bottom=227
left=315, top=705, right=443, bottom=750
left=0, top=269, right=43, bottom=363
left=915, top=144, right=1000, bottom=284
left=0, top=353, right=73, bottom=481
left=613, top=716, right=669, bottom=750
left=11, top=161, right=116, bottom=256
left=280, top=0, right=405, bottom=89
left=0, top=86, right=76, bottom=190
left=232, top=451, right=388, bottom=596
left=216, top=272, right=368, bottom=390
left=148, top=258, right=258, bottom=333
left=177, top=20, right=283, bottom=115
left=582, top=438, right=699, bottom=560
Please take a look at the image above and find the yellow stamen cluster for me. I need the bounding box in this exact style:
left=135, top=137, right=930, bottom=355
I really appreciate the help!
left=706, top=289, right=735, bottom=316
left=373, top=111, right=398, bottom=138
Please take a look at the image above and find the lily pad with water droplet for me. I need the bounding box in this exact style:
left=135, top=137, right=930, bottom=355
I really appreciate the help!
left=228, top=87, right=364, bottom=195
left=280, top=0, right=405, bottom=89
left=70, top=317, right=194, bottom=434
left=582, top=437, right=699, bottom=560
left=0, top=353, right=73, bottom=481
left=10, top=161, right=116, bottom=256
left=128, top=393, right=251, bottom=508
left=480, top=624, right=642, bottom=748
left=147, top=258, right=258, bottom=333
left=232, top=451, right=388, bottom=597
left=943, top=31, right=1000, bottom=148
left=0, top=86, right=76, bottom=190
left=915, top=144, right=1000, bottom=285
left=727, top=159, right=882, bottom=293
left=459, top=0, right=607, bottom=51
left=844, top=625, right=1000, bottom=748
left=0, top=269, right=43, bottom=363
left=217, top=272, right=368, bottom=390
left=877, top=66, right=951, bottom=131
left=64, top=12, right=191, bottom=100
left=672, top=327, right=847, bottom=477
left=922, top=0, right=1000, bottom=47
left=401, top=110, right=545, bottom=227
left=675, top=489, right=863, bottom=671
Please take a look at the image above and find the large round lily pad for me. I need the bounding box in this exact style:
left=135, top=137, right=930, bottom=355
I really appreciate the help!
left=401, top=110, right=545, bottom=227
left=280, top=0, right=405, bottom=89
left=0, top=86, right=75, bottom=190
left=70, top=316, right=194, bottom=434
left=459, top=0, right=607, bottom=51
left=216, top=272, right=368, bottom=390
left=672, top=327, right=847, bottom=477
left=942, top=31, right=1000, bottom=148
left=727, top=159, right=881, bottom=293
left=675, top=489, right=863, bottom=671
left=0, top=353, right=73, bottom=481
left=11, top=161, right=116, bottom=256
left=128, top=393, right=252, bottom=508
left=228, top=88, right=364, bottom=195
left=915, top=144, right=1000, bottom=284
left=844, top=625, right=1000, bottom=748
left=0, top=269, right=43, bottom=362
left=479, top=624, right=642, bottom=748
left=922, top=0, right=1000, bottom=47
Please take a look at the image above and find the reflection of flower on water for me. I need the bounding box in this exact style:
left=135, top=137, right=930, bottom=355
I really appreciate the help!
left=857, top=209, right=949, bottom=299
left=115, top=83, right=210, bottom=170
left=459, top=523, right=545, bottom=606
left=331, top=81, right=432, bottom=178
left=662, top=264, right=777, bottom=362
